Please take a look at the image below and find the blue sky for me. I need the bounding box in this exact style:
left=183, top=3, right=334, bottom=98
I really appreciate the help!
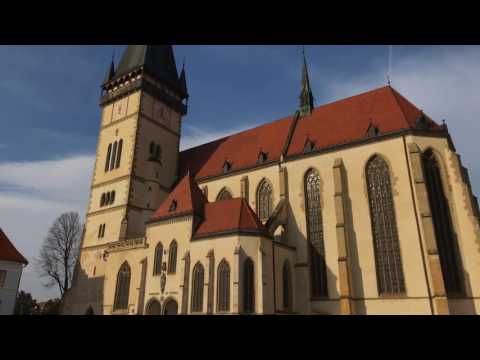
left=0, top=45, right=479, bottom=301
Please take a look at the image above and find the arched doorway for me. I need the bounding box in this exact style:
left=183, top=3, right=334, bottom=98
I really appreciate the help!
left=163, top=299, right=178, bottom=315
left=145, top=299, right=162, bottom=315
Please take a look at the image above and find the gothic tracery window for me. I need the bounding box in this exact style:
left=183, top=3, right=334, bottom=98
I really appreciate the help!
left=304, top=169, right=328, bottom=298
left=114, top=262, right=131, bottom=311
left=422, top=149, right=464, bottom=295
left=191, top=262, right=205, bottom=313
left=153, top=242, right=163, bottom=276
left=216, top=188, right=233, bottom=201
left=257, top=179, right=273, bottom=221
left=366, top=155, right=406, bottom=295
left=167, top=240, right=178, bottom=274
left=217, top=259, right=230, bottom=312
left=243, top=258, right=255, bottom=314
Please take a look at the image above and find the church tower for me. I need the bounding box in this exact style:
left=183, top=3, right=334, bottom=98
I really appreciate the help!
left=63, top=45, right=188, bottom=314
left=90, top=45, right=188, bottom=244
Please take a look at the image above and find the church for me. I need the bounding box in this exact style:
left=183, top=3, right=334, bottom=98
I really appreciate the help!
left=62, top=45, right=480, bottom=315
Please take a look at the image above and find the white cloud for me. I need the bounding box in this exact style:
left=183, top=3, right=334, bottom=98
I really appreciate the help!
left=0, top=155, right=94, bottom=301
left=319, top=46, right=480, bottom=197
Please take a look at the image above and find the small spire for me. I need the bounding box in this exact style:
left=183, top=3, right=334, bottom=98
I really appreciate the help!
left=299, top=45, right=314, bottom=117
left=179, top=58, right=189, bottom=102
left=103, top=49, right=116, bottom=84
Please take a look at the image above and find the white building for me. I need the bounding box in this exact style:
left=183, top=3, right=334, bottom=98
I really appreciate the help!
left=0, top=228, right=28, bottom=315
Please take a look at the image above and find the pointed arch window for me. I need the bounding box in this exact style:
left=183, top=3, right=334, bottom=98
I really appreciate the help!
left=243, top=258, right=255, bottom=314
left=105, top=144, right=112, bottom=172
left=153, top=242, right=163, bottom=276
left=283, top=260, right=292, bottom=311
left=110, top=141, right=118, bottom=171
left=216, top=188, right=233, bottom=201
left=422, top=149, right=464, bottom=295
left=113, top=262, right=131, bottom=311
left=217, top=259, right=230, bottom=312
left=191, top=262, right=205, bottom=313
left=304, top=169, right=328, bottom=298
left=257, top=179, right=273, bottom=221
left=167, top=240, right=178, bottom=274
left=115, top=139, right=123, bottom=169
left=366, top=155, right=405, bottom=295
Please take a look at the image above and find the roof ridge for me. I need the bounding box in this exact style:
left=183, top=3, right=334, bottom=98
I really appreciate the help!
left=387, top=86, right=416, bottom=128
left=181, top=115, right=293, bottom=154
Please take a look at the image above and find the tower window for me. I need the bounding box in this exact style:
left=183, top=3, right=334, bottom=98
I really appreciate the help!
left=105, top=144, right=112, bottom=173
left=169, top=200, right=178, bottom=212
left=110, top=141, right=118, bottom=171
left=100, top=193, right=106, bottom=207
left=115, top=139, right=123, bottom=169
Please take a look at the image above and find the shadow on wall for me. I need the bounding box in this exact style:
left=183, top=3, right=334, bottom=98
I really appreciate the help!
left=448, top=252, right=476, bottom=315
left=342, top=165, right=366, bottom=314
left=61, top=265, right=104, bottom=315
left=286, top=201, right=338, bottom=315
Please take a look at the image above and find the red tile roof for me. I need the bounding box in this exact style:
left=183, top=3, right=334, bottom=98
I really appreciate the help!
left=0, top=228, right=28, bottom=265
left=194, top=198, right=268, bottom=239
left=179, top=86, right=443, bottom=178
left=150, top=172, right=207, bottom=222
left=287, top=86, right=442, bottom=156
left=179, top=116, right=294, bottom=180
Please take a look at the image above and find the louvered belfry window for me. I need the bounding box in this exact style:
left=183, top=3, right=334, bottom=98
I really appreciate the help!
left=153, top=243, right=163, bottom=276
left=304, top=169, right=328, bottom=298
left=191, top=262, right=205, bottom=313
left=257, top=179, right=273, bottom=221
left=422, top=150, right=464, bottom=295
left=366, top=155, right=406, bottom=295
left=243, top=258, right=255, bottom=314
left=217, top=260, right=231, bottom=312
left=114, top=262, right=131, bottom=311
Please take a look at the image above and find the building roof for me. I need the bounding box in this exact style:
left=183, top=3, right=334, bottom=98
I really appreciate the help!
left=150, top=176, right=268, bottom=239
left=179, top=86, right=443, bottom=180
left=179, top=115, right=294, bottom=180
left=193, top=198, right=268, bottom=239
left=287, top=86, right=441, bottom=157
left=0, top=228, right=28, bottom=265
left=115, top=45, right=179, bottom=84
left=151, top=172, right=207, bottom=222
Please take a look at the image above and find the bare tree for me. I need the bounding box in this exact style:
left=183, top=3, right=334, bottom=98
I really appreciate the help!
left=36, top=212, right=82, bottom=298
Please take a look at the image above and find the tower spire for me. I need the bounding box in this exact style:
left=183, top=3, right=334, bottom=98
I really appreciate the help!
left=103, top=50, right=116, bottom=84
left=299, top=45, right=314, bottom=117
